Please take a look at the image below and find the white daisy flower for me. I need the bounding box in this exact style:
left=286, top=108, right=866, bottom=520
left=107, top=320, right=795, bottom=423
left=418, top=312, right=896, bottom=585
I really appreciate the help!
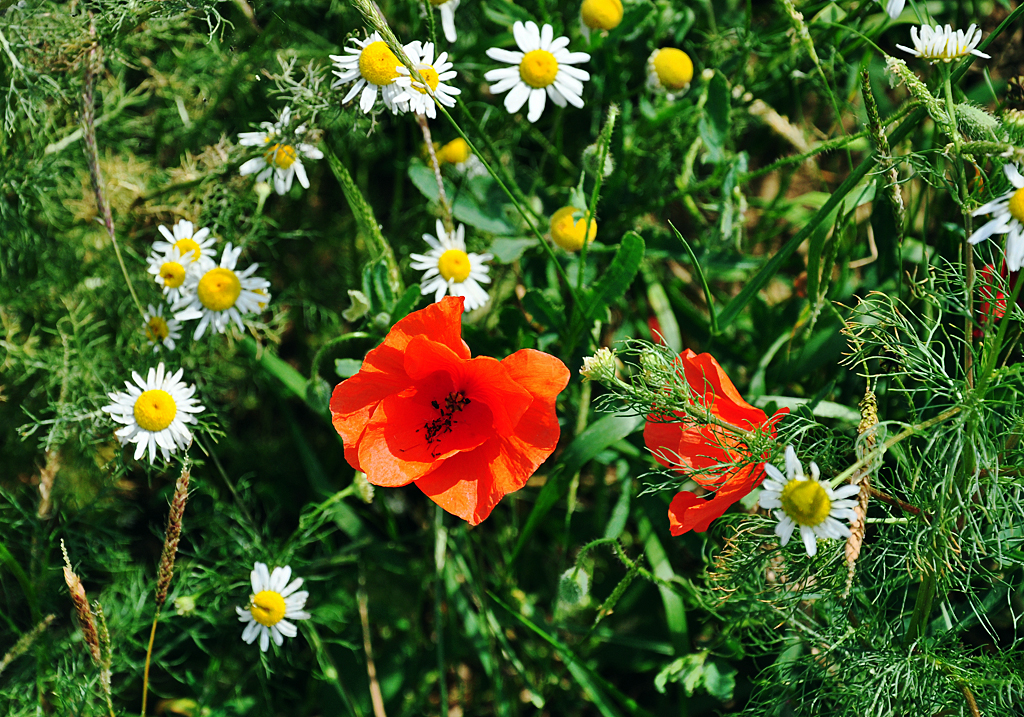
left=153, top=219, right=216, bottom=265
left=646, top=48, right=694, bottom=99
left=147, top=247, right=212, bottom=305
left=236, top=563, right=310, bottom=653
left=410, top=220, right=492, bottom=312
left=897, top=24, right=991, bottom=64
left=758, top=445, right=860, bottom=557
left=143, top=304, right=182, bottom=352
left=429, top=0, right=460, bottom=43
left=330, top=31, right=410, bottom=115
left=969, top=164, right=1024, bottom=271
left=484, top=20, right=591, bottom=123
left=239, top=106, right=323, bottom=196
left=880, top=0, right=905, bottom=18
left=173, top=243, right=271, bottom=340
left=394, top=41, right=461, bottom=119
left=101, top=363, right=205, bottom=464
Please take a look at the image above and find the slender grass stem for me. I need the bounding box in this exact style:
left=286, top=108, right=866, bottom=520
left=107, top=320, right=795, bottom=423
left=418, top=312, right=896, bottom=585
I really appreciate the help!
left=141, top=610, right=160, bottom=717
left=416, top=114, right=454, bottom=234
left=433, top=506, right=448, bottom=715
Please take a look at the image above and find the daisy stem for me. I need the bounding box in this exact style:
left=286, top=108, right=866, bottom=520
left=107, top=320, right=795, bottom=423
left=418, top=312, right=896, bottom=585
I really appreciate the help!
left=416, top=114, right=455, bottom=234
left=576, top=105, right=618, bottom=300
left=943, top=71, right=975, bottom=387
left=82, top=25, right=146, bottom=324
left=433, top=505, right=449, bottom=714
left=141, top=609, right=159, bottom=717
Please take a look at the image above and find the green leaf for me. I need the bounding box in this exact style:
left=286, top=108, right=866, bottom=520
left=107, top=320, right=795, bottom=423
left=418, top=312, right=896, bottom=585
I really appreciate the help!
left=513, top=414, right=643, bottom=561
left=489, top=237, right=538, bottom=263
left=522, top=289, right=565, bottom=332
left=698, top=72, right=731, bottom=163
left=389, top=284, right=421, bottom=325
left=583, top=232, right=645, bottom=320
left=702, top=661, right=737, bottom=702
left=407, top=164, right=515, bottom=235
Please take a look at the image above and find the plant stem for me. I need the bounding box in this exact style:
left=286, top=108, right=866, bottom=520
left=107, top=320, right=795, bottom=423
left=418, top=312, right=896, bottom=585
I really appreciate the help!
left=416, top=114, right=454, bottom=234
left=141, top=610, right=159, bottom=716
left=433, top=506, right=448, bottom=715
left=943, top=72, right=975, bottom=387
left=906, top=572, right=936, bottom=645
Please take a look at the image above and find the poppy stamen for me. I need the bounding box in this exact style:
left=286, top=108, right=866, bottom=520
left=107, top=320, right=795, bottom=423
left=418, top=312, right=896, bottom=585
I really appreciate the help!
left=423, top=391, right=472, bottom=451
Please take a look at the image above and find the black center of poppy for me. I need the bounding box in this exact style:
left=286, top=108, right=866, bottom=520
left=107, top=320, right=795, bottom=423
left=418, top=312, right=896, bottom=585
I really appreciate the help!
left=421, top=391, right=472, bottom=451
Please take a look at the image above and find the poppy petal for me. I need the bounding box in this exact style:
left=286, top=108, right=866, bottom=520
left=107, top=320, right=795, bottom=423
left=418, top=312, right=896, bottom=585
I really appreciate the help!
left=667, top=464, right=763, bottom=535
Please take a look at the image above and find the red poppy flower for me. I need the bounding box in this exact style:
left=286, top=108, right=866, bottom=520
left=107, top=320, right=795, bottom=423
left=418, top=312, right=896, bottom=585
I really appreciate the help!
left=330, top=296, right=570, bottom=525
left=643, top=349, right=787, bottom=535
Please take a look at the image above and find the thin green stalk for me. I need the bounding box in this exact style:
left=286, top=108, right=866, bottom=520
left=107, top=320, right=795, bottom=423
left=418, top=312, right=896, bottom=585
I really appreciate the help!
left=433, top=506, right=448, bottom=714
left=943, top=71, right=975, bottom=386
left=416, top=113, right=454, bottom=234
left=906, top=572, right=936, bottom=645
left=576, top=106, right=618, bottom=298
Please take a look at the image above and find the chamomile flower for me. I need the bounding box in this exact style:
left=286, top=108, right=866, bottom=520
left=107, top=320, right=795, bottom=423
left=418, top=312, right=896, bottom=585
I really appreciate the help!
left=394, top=41, right=460, bottom=119
left=647, top=48, right=694, bottom=99
left=153, top=219, right=216, bottom=264
left=897, top=24, right=990, bottom=64
left=410, top=220, right=492, bottom=312
left=101, top=363, right=205, bottom=464
left=147, top=247, right=211, bottom=305
left=484, top=21, right=590, bottom=123
left=173, top=243, right=271, bottom=340
left=236, top=563, right=310, bottom=653
left=330, top=32, right=410, bottom=115
left=581, top=0, right=623, bottom=39
left=429, top=0, right=460, bottom=44
left=758, top=446, right=860, bottom=557
left=880, top=0, right=904, bottom=18
left=969, top=164, right=1024, bottom=271
left=239, top=106, right=323, bottom=196
left=143, top=304, right=182, bottom=352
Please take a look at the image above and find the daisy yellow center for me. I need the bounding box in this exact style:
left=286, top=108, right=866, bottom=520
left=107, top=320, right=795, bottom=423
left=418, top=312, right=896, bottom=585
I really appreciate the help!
left=520, top=50, right=559, bottom=89
left=412, top=65, right=440, bottom=94
left=581, top=0, right=623, bottom=30
left=250, top=590, right=286, bottom=627
left=197, top=267, right=242, bottom=312
left=779, top=479, right=831, bottom=528
left=145, top=316, right=170, bottom=343
left=1008, top=187, right=1024, bottom=224
left=438, top=138, right=471, bottom=165
left=160, top=261, right=186, bottom=289
left=359, top=41, right=400, bottom=86
left=550, top=206, right=597, bottom=252
left=428, top=0, right=447, bottom=5
left=133, top=390, right=177, bottom=432
left=653, top=48, right=694, bottom=90
left=173, top=237, right=201, bottom=261
left=264, top=143, right=297, bottom=170
left=438, top=249, right=471, bottom=283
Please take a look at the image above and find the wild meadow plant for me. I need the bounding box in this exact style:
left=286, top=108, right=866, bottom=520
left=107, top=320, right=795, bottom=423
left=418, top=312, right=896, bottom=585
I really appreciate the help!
left=2, top=0, right=1024, bottom=715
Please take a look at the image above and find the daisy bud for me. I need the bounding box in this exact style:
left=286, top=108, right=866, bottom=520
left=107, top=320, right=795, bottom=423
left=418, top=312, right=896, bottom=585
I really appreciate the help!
left=1004, top=109, right=1024, bottom=145
left=581, top=0, right=623, bottom=32
left=353, top=471, right=376, bottom=504
left=582, top=142, right=614, bottom=178
left=174, top=595, right=197, bottom=616
left=580, top=347, right=617, bottom=383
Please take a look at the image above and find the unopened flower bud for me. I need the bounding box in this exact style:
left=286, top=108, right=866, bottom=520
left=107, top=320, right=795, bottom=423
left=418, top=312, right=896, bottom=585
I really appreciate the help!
left=580, top=347, right=617, bottom=383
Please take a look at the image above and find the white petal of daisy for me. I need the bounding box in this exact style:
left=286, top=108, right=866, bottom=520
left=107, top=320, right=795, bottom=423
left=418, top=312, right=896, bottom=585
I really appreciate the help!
left=394, top=40, right=462, bottom=118
left=100, top=362, right=205, bottom=465
left=430, top=0, right=460, bottom=43
left=968, top=165, right=1024, bottom=271
left=758, top=445, right=857, bottom=557
left=330, top=31, right=409, bottom=114
left=237, top=562, right=310, bottom=652
left=237, top=107, right=321, bottom=196
left=897, top=23, right=991, bottom=64
left=485, top=21, right=590, bottom=123
left=173, top=243, right=272, bottom=340
left=409, top=220, right=492, bottom=312
left=142, top=304, right=182, bottom=352
left=883, top=0, right=905, bottom=18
